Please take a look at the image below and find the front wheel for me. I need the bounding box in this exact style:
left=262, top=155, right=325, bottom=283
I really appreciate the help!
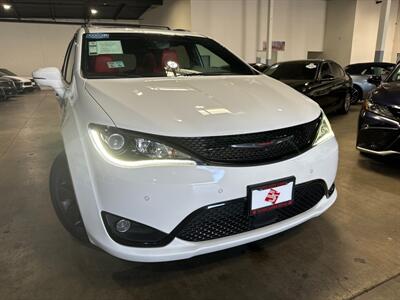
left=338, top=92, right=351, bottom=114
left=49, top=152, right=89, bottom=243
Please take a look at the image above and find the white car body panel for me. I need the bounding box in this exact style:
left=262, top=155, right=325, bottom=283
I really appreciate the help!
left=38, top=27, right=338, bottom=262
left=85, top=75, right=320, bottom=136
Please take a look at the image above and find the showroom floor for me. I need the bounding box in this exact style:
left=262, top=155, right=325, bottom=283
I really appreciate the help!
left=0, top=91, right=399, bottom=300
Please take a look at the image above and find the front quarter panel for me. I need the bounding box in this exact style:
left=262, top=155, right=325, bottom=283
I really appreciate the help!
left=61, top=69, right=115, bottom=244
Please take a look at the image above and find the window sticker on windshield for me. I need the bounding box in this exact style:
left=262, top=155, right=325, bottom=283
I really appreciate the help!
left=88, top=41, right=98, bottom=56
left=97, top=40, right=123, bottom=54
left=270, top=64, right=279, bottom=69
left=86, top=33, right=110, bottom=39
left=305, top=63, right=317, bottom=69
left=106, top=61, right=125, bottom=69
left=88, top=41, right=123, bottom=56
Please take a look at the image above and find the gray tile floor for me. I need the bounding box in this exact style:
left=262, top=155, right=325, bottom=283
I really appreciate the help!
left=0, top=91, right=399, bottom=300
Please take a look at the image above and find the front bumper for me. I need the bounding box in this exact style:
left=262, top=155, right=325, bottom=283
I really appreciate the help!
left=66, top=132, right=338, bottom=262
left=357, top=110, right=400, bottom=155
left=100, top=190, right=336, bottom=262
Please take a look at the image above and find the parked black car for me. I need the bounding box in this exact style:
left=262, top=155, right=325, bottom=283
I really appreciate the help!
left=265, top=59, right=353, bottom=114
left=357, top=65, right=400, bottom=156
left=345, top=62, right=395, bottom=102
left=0, top=77, right=18, bottom=99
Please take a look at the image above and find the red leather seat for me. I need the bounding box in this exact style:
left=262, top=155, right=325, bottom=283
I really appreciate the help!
left=93, top=55, right=116, bottom=73
left=161, top=49, right=179, bottom=68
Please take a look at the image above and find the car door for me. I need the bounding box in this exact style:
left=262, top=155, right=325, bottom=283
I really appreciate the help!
left=328, top=61, right=348, bottom=108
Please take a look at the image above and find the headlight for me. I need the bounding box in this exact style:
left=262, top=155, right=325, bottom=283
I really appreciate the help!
left=88, top=124, right=197, bottom=168
left=363, top=98, right=395, bottom=119
left=313, top=112, right=335, bottom=146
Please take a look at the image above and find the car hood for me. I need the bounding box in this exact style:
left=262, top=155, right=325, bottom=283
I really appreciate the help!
left=372, top=82, right=400, bottom=106
left=85, top=75, right=321, bottom=137
left=2, top=75, right=31, bottom=83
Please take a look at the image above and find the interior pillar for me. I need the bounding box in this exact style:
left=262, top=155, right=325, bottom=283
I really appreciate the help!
left=265, top=0, right=274, bottom=64
left=375, top=0, right=391, bottom=62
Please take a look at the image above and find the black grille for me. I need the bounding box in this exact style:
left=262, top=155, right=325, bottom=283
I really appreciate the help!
left=168, top=117, right=321, bottom=165
left=358, top=128, right=399, bottom=151
left=175, top=180, right=327, bottom=242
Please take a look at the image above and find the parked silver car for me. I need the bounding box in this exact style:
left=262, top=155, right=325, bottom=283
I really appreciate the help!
left=345, top=62, right=395, bottom=103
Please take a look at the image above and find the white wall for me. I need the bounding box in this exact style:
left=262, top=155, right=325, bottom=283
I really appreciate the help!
left=271, top=0, right=327, bottom=62
left=141, top=0, right=191, bottom=30
left=323, top=0, right=357, bottom=66
left=351, top=0, right=399, bottom=64
left=191, top=0, right=327, bottom=63
left=191, top=0, right=250, bottom=60
left=0, top=22, right=79, bottom=77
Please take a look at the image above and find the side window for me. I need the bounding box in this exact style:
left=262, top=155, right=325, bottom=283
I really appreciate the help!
left=62, top=39, right=76, bottom=84
left=329, top=62, right=344, bottom=78
left=370, top=66, right=390, bottom=77
left=320, top=63, right=333, bottom=78
left=195, top=44, right=230, bottom=71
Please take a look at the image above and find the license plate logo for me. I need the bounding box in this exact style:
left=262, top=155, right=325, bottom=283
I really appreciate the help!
left=265, top=188, right=281, bottom=204
left=250, top=179, right=294, bottom=216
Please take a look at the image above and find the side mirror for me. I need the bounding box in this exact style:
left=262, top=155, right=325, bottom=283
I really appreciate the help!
left=32, top=67, right=65, bottom=98
left=367, top=74, right=382, bottom=86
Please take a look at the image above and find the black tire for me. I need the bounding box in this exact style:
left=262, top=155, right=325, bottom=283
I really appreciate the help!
left=338, top=91, right=351, bottom=114
left=49, top=152, right=89, bottom=243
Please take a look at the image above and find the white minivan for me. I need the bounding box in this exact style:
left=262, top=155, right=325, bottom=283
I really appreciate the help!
left=34, top=25, right=338, bottom=262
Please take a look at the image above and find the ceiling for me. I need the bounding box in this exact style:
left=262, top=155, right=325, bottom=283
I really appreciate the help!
left=0, top=0, right=163, bottom=21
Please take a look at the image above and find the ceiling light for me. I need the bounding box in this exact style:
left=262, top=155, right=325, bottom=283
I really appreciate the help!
left=3, top=4, right=12, bottom=10
left=90, top=8, right=98, bottom=15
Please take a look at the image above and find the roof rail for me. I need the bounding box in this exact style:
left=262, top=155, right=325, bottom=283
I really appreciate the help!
left=85, top=22, right=171, bottom=31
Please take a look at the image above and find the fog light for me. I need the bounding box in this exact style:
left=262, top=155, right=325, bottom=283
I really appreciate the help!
left=102, top=212, right=170, bottom=247
left=116, top=219, right=131, bottom=233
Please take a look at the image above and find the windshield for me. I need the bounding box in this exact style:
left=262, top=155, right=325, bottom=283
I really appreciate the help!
left=81, top=33, right=256, bottom=78
left=265, top=62, right=319, bottom=80
left=346, top=64, right=395, bottom=76
left=0, top=69, right=17, bottom=76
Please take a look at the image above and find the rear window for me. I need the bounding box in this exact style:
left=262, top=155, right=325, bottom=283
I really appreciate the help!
left=265, top=61, right=319, bottom=80
left=81, top=33, right=256, bottom=78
